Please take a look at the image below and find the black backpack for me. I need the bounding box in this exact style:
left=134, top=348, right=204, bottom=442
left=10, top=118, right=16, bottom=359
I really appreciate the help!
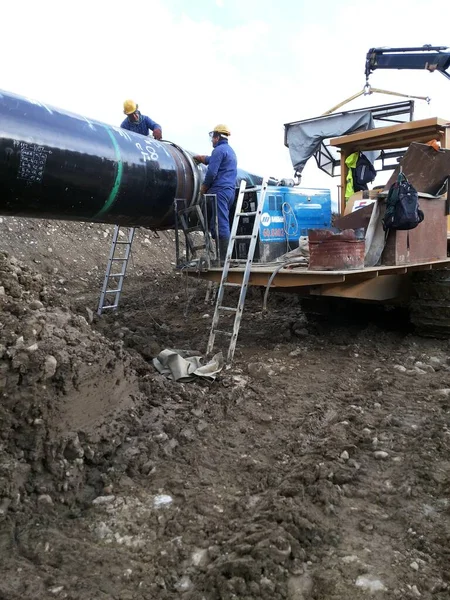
left=382, top=172, right=424, bottom=231
left=353, top=152, right=377, bottom=192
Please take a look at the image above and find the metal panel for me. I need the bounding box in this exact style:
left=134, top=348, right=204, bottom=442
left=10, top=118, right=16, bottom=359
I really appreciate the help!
left=334, top=203, right=375, bottom=232
left=382, top=198, right=447, bottom=265
left=314, top=274, right=410, bottom=301
left=384, top=143, right=450, bottom=195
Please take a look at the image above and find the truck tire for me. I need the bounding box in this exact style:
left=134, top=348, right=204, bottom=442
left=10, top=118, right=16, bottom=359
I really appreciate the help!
left=410, top=269, right=450, bottom=338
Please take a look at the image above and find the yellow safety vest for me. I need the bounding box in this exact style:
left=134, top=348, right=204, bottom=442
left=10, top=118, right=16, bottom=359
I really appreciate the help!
left=345, top=152, right=359, bottom=200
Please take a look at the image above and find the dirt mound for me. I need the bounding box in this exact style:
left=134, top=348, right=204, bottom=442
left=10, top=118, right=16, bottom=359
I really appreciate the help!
left=0, top=250, right=140, bottom=512
left=1, top=217, right=450, bottom=599
left=0, top=216, right=176, bottom=304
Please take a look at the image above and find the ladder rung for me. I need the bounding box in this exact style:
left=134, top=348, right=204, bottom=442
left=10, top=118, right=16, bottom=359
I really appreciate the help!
left=108, top=272, right=126, bottom=277
left=178, top=205, right=200, bottom=215
left=110, top=257, right=127, bottom=261
left=214, top=330, right=233, bottom=337
left=233, top=235, right=253, bottom=240
left=218, top=306, right=237, bottom=312
left=223, top=282, right=241, bottom=287
left=114, top=241, right=132, bottom=245
left=236, top=211, right=257, bottom=217
left=106, top=288, right=121, bottom=294
left=101, top=304, right=118, bottom=310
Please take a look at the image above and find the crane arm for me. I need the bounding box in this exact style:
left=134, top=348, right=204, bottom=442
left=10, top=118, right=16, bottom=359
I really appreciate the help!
left=365, top=45, right=450, bottom=83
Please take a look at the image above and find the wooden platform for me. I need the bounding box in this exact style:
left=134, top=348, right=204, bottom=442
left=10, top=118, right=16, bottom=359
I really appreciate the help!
left=186, top=258, right=450, bottom=288
left=330, top=117, right=450, bottom=153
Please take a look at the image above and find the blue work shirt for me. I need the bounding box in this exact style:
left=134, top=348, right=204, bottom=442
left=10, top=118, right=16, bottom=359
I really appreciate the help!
left=204, top=139, right=237, bottom=192
left=120, top=112, right=161, bottom=136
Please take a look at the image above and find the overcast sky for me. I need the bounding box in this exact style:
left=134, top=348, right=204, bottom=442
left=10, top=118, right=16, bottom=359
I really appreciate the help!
left=1, top=0, right=449, bottom=198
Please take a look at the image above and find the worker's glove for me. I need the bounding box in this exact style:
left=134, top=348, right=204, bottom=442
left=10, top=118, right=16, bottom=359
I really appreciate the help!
left=153, top=128, right=162, bottom=141
left=194, top=155, right=206, bottom=165
left=200, top=184, right=208, bottom=195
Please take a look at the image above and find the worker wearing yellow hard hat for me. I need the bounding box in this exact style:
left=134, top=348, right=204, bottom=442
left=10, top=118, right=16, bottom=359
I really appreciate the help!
left=194, top=124, right=237, bottom=264
left=120, top=99, right=162, bottom=140
left=208, top=124, right=231, bottom=137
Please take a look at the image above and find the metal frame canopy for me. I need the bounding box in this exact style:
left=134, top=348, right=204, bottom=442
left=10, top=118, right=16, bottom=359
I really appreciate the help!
left=284, top=101, right=414, bottom=178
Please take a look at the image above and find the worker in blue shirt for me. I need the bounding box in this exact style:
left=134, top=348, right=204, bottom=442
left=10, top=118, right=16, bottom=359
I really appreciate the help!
left=194, top=124, right=237, bottom=263
left=121, top=99, right=162, bottom=140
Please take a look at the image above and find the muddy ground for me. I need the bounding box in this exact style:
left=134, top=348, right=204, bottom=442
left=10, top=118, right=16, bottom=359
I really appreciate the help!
left=1, top=217, right=450, bottom=600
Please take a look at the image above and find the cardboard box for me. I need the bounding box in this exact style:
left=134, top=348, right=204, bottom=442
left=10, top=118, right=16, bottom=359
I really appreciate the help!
left=344, top=190, right=380, bottom=216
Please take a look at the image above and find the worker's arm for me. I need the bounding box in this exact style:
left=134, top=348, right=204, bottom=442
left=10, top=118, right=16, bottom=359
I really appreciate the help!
left=144, top=116, right=162, bottom=140
left=193, top=155, right=209, bottom=165
left=120, top=118, right=130, bottom=130
left=203, top=147, right=223, bottom=189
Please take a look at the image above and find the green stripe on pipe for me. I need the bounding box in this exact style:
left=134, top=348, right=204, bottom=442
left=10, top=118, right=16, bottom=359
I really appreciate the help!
left=94, top=127, right=123, bottom=218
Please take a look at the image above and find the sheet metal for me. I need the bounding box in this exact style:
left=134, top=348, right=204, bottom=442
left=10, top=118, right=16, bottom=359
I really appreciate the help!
left=384, top=142, right=450, bottom=195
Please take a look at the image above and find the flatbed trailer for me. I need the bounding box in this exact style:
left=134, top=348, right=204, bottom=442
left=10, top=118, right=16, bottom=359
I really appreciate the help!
left=189, top=258, right=450, bottom=299
left=186, top=118, right=450, bottom=336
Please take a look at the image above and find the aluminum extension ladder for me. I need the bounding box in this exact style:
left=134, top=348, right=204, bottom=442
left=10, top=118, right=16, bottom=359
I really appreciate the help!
left=206, top=177, right=268, bottom=363
left=97, top=225, right=135, bottom=315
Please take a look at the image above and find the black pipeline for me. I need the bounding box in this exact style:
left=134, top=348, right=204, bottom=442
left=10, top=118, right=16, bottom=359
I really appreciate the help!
left=0, top=89, right=206, bottom=228
left=0, top=90, right=268, bottom=228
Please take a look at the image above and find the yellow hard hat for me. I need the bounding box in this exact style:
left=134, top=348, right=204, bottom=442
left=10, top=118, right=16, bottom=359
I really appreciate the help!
left=123, top=99, right=138, bottom=115
left=211, top=124, right=231, bottom=136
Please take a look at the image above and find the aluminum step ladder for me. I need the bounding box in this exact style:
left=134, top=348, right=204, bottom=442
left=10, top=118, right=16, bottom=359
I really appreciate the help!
left=174, top=194, right=218, bottom=270
left=97, top=225, right=135, bottom=315
left=206, top=177, right=268, bottom=363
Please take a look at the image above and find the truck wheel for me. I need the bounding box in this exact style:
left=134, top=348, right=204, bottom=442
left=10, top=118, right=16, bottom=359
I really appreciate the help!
left=410, top=269, right=450, bottom=338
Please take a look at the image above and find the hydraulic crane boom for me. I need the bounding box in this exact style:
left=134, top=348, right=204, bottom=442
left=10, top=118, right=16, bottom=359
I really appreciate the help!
left=365, top=45, right=450, bottom=82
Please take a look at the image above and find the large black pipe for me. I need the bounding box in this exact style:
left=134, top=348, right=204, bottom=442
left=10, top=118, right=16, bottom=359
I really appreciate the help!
left=0, top=89, right=268, bottom=229
left=0, top=89, right=205, bottom=228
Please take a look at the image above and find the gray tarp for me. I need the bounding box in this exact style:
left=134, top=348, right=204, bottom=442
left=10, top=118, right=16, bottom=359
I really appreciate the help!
left=285, top=111, right=375, bottom=175
left=153, top=349, right=224, bottom=382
